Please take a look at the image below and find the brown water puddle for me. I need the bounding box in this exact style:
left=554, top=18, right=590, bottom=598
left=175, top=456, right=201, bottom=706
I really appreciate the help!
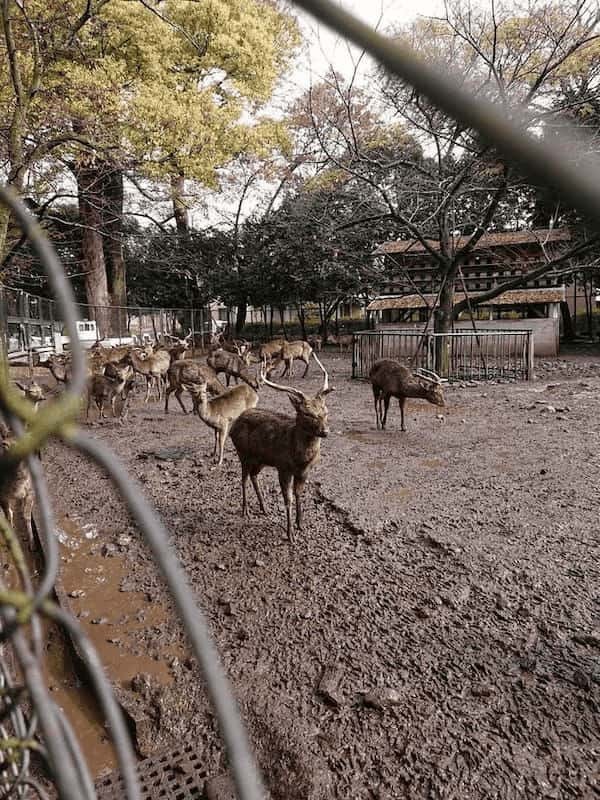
left=43, top=515, right=184, bottom=776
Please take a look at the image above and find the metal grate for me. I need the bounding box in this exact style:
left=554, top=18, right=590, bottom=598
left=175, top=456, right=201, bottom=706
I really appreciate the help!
left=95, top=743, right=207, bottom=799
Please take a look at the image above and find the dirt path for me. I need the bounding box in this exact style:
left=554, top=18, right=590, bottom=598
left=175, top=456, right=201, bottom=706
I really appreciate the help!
left=42, top=353, right=600, bottom=798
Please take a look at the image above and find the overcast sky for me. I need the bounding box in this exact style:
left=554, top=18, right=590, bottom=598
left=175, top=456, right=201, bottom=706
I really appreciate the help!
left=289, top=0, right=445, bottom=92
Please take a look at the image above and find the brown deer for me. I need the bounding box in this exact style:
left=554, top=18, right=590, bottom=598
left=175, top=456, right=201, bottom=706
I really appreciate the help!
left=271, top=340, right=313, bottom=379
left=306, top=334, right=322, bottom=352
left=45, top=354, right=71, bottom=384
left=126, top=346, right=171, bottom=402
left=258, top=338, right=285, bottom=364
left=229, top=354, right=334, bottom=542
left=15, top=380, right=45, bottom=410
left=0, top=422, right=34, bottom=548
left=368, top=359, right=444, bottom=432
left=164, top=361, right=225, bottom=414
left=184, top=377, right=259, bottom=466
left=207, top=348, right=253, bottom=387
left=86, top=362, right=134, bottom=421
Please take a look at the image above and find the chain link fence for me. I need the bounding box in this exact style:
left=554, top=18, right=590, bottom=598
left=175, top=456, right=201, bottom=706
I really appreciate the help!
left=1, top=0, right=599, bottom=798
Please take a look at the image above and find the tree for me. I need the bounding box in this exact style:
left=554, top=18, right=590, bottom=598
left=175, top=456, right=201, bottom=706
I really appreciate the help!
left=300, top=1, right=600, bottom=360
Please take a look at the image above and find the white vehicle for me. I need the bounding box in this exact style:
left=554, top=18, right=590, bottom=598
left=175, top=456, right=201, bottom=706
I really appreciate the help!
left=57, top=320, right=136, bottom=352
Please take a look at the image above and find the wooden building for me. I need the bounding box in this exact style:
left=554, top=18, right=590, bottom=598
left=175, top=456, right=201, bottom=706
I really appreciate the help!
left=368, top=228, right=572, bottom=356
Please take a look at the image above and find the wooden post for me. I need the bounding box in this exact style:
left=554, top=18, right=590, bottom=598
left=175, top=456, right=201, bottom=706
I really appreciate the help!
left=527, top=330, right=534, bottom=380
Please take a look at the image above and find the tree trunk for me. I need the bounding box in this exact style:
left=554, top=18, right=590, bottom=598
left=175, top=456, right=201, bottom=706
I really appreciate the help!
left=560, top=301, right=574, bottom=340
left=278, top=306, right=286, bottom=337
left=235, top=302, right=247, bottom=336
left=296, top=302, right=307, bottom=340
left=76, top=159, right=111, bottom=336
left=434, top=278, right=455, bottom=377
left=103, top=165, right=126, bottom=337
left=171, top=173, right=189, bottom=234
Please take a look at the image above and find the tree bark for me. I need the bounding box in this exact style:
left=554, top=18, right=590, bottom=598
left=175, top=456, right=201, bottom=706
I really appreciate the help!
left=235, top=302, right=247, bottom=336
left=103, top=166, right=126, bottom=337
left=171, top=173, right=189, bottom=234
left=434, top=272, right=456, bottom=377
left=76, top=158, right=111, bottom=336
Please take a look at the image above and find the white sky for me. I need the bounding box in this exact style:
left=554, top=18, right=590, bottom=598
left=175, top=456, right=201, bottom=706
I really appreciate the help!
left=290, top=0, right=445, bottom=91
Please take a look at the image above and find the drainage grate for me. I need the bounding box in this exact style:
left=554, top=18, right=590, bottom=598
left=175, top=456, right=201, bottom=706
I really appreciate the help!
left=95, top=742, right=207, bottom=799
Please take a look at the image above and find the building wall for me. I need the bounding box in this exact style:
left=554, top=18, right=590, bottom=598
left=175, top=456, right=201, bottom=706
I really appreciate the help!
left=375, top=314, right=560, bottom=356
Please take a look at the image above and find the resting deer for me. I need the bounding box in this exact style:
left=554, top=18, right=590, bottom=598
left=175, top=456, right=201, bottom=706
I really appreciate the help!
left=229, top=354, right=333, bottom=542
left=184, top=376, right=259, bottom=466
left=164, top=361, right=225, bottom=414
left=369, top=359, right=444, bottom=432
left=207, top=348, right=253, bottom=387
left=0, top=422, right=34, bottom=548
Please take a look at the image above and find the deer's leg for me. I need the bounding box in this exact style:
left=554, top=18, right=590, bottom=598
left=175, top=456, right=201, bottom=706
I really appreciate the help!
left=86, top=394, right=92, bottom=421
left=372, top=388, right=381, bottom=429
left=250, top=467, right=267, bottom=514
left=144, top=376, right=152, bottom=403
left=399, top=396, right=407, bottom=432
left=241, top=464, right=249, bottom=516
left=278, top=472, right=294, bottom=542
left=111, top=394, right=118, bottom=418
left=164, top=384, right=172, bottom=413
left=216, top=423, right=228, bottom=466
left=225, top=372, right=231, bottom=387
left=382, top=395, right=391, bottom=430
left=302, top=357, right=310, bottom=377
left=293, top=476, right=306, bottom=531
left=173, top=387, right=187, bottom=414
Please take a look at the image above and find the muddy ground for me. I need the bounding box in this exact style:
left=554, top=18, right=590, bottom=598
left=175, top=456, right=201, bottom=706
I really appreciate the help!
left=38, top=352, right=600, bottom=799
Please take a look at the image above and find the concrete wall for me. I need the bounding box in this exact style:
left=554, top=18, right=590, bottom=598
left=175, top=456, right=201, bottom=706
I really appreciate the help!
left=375, top=315, right=560, bottom=356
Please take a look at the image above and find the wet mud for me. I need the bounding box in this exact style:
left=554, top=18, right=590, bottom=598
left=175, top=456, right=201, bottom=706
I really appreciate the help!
left=37, top=352, right=600, bottom=797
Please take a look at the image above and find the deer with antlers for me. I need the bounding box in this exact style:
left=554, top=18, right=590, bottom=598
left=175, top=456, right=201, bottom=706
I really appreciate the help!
left=368, top=359, right=445, bottom=432
left=230, top=354, right=334, bottom=542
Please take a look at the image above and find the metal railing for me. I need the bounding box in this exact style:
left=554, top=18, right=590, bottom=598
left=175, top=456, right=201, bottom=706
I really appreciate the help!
left=352, top=329, right=534, bottom=381
left=1, top=0, right=599, bottom=797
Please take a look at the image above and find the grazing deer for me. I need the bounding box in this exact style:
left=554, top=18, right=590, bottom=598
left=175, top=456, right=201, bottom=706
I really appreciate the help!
left=369, top=359, right=444, bottom=432
left=258, top=338, right=285, bottom=364
left=306, top=334, right=322, bottom=352
left=271, top=340, right=313, bottom=379
left=207, top=348, right=253, bottom=387
left=184, top=377, right=259, bottom=466
left=229, top=354, right=333, bottom=542
left=126, top=346, right=171, bottom=402
left=0, top=423, right=34, bottom=548
left=164, top=361, right=225, bottom=414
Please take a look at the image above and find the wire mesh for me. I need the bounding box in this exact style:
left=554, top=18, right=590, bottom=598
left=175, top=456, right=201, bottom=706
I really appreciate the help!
left=0, top=2, right=598, bottom=797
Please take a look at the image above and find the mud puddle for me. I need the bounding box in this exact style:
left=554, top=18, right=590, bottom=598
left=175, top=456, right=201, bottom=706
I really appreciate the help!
left=45, top=515, right=184, bottom=776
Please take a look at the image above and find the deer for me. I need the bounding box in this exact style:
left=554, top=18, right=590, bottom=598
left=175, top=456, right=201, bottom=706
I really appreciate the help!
left=207, top=348, right=254, bottom=387
left=258, top=338, right=285, bottom=364
left=14, top=380, right=45, bottom=410
left=368, top=359, right=445, bottom=432
left=270, top=340, right=313, bottom=379
left=229, top=353, right=334, bottom=542
left=0, top=422, right=34, bottom=548
left=45, top=354, right=72, bottom=384
left=183, top=376, right=260, bottom=466
left=126, top=346, right=171, bottom=402
left=164, top=361, right=225, bottom=414
left=86, top=361, right=134, bottom=421
left=306, top=334, right=322, bottom=352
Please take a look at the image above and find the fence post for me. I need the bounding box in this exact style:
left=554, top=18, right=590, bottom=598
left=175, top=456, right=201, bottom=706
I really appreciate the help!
left=527, top=330, right=535, bottom=381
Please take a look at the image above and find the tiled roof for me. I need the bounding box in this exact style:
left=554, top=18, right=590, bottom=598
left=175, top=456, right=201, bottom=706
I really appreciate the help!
left=367, top=287, right=566, bottom=311
left=373, top=228, right=571, bottom=255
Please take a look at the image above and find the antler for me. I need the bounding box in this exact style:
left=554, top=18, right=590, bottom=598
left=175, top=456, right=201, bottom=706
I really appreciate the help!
left=415, top=367, right=442, bottom=384
left=259, top=362, right=305, bottom=400
left=311, top=351, right=329, bottom=393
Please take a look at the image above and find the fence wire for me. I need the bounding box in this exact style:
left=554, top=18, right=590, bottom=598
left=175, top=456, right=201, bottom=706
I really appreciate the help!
left=0, top=2, right=598, bottom=798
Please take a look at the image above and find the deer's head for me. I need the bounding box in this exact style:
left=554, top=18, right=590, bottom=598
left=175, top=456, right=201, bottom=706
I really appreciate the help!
left=416, top=369, right=445, bottom=407
left=260, top=352, right=334, bottom=438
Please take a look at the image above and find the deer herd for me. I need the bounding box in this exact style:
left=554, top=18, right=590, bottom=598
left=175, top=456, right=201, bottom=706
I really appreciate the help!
left=3, top=330, right=445, bottom=542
